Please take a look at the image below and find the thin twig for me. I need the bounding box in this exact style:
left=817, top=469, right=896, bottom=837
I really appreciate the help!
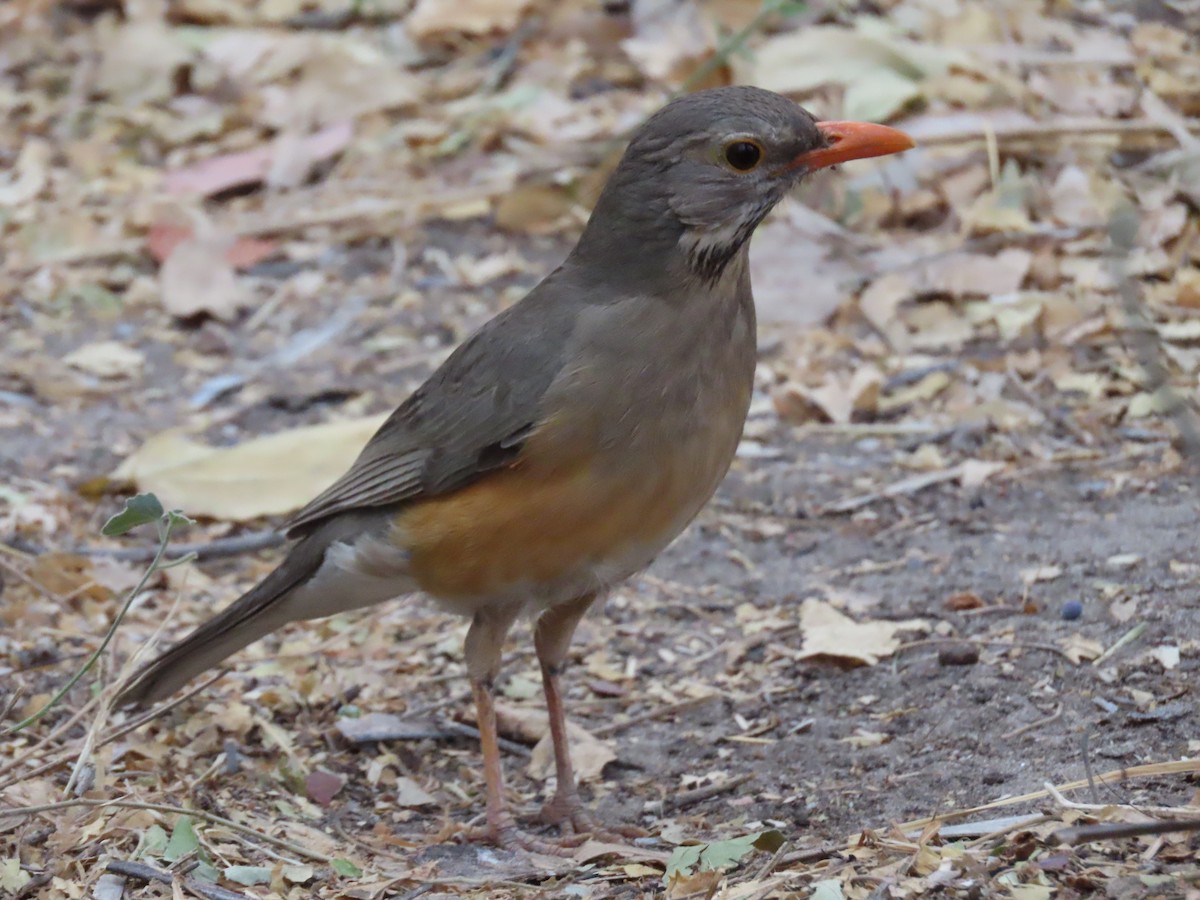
left=661, top=773, right=754, bottom=813
left=1082, top=730, right=1100, bottom=805
left=1001, top=703, right=1063, bottom=740
left=1056, top=818, right=1200, bottom=845
left=914, top=116, right=1200, bottom=148
left=591, top=695, right=719, bottom=738
left=1093, top=621, right=1148, bottom=667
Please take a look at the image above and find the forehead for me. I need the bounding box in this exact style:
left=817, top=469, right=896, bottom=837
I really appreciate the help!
left=639, top=87, right=823, bottom=148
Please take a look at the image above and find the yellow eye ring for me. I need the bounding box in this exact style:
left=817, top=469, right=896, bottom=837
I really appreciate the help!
left=723, top=138, right=764, bottom=171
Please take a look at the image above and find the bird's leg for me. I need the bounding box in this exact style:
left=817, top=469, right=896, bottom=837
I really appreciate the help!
left=534, top=593, right=598, bottom=834
left=462, top=604, right=579, bottom=854
left=463, top=604, right=523, bottom=846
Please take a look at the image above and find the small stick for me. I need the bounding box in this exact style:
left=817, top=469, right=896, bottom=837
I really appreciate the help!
left=752, top=838, right=790, bottom=880
left=662, top=773, right=754, bottom=812
left=1001, top=703, right=1063, bottom=740
left=1093, top=622, right=1148, bottom=667
left=1082, top=731, right=1100, bottom=805
left=1056, top=818, right=1200, bottom=845
left=591, top=695, right=718, bottom=738
left=819, top=467, right=967, bottom=515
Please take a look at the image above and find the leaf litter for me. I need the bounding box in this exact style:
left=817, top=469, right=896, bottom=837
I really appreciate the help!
left=3, top=0, right=1200, bottom=897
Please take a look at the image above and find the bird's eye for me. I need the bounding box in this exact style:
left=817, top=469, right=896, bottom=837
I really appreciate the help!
left=723, top=139, right=764, bottom=171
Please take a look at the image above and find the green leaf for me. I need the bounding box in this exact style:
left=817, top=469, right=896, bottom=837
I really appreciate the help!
left=811, top=879, right=845, bottom=900
left=193, top=859, right=220, bottom=883
left=162, top=816, right=199, bottom=863
left=698, top=834, right=760, bottom=870
left=331, top=858, right=362, bottom=878
left=139, top=824, right=169, bottom=857
left=224, top=866, right=272, bottom=886
left=663, top=829, right=784, bottom=884
left=102, top=493, right=164, bottom=535
left=664, top=844, right=704, bottom=881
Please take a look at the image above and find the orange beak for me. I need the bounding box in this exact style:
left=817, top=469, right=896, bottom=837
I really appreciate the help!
left=789, top=120, right=916, bottom=171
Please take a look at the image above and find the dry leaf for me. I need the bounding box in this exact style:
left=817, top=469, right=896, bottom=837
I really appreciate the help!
left=0, top=139, right=49, bottom=207
left=841, top=729, right=890, bottom=748
left=407, top=0, right=534, bottom=38
left=528, top=723, right=615, bottom=784
left=621, top=0, right=716, bottom=82
left=164, top=122, right=353, bottom=197
left=1148, top=645, right=1180, bottom=670
left=795, top=599, right=928, bottom=666
left=394, top=776, right=438, bottom=807
left=1060, top=634, right=1104, bottom=664
left=1020, top=565, right=1062, bottom=585
left=111, top=416, right=388, bottom=521
left=63, top=341, right=145, bottom=379
left=159, top=232, right=248, bottom=320
left=749, top=20, right=975, bottom=121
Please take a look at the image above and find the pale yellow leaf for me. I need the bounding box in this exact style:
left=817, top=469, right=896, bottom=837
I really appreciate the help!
left=111, top=415, right=388, bottom=521
left=64, top=341, right=145, bottom=379
left=1060, top=633, right=1104, bottom=664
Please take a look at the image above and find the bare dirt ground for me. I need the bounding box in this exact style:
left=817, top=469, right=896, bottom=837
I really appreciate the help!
left=3, top=0, right=1200, bottom=898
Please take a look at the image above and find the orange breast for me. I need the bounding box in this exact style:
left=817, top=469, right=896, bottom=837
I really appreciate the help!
left=395, top=445, right=724, bottom=602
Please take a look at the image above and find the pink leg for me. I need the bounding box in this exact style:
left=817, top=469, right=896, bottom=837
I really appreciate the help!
left=534, top=594, right=598, bottom=833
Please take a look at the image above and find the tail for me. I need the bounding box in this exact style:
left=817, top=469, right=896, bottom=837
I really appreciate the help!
left=117, top=532, right=330, bottom=707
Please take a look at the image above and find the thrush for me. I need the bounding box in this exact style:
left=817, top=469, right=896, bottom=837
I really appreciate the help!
left=118, top=86, right=914, bottom=848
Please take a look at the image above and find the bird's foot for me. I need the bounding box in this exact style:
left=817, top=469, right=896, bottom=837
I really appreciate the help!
left=539, top=791, right=647, bottom=844
left=459, top=816, right=584, bottom=856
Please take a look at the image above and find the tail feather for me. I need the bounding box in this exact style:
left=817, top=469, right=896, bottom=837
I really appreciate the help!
left=117, top=532, right=329, bottom=707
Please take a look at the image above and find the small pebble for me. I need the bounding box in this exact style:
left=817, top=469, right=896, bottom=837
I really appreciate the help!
left=1061, top=600, right=1083, bottom=620
left=937, top=642, right=980, bottom=666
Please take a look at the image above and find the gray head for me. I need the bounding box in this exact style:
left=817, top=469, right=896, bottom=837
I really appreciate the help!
left=572, top=86, right=914, bottom=285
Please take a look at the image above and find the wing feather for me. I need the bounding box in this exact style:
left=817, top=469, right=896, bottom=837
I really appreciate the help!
left=284, top=275, right=580, bottom=536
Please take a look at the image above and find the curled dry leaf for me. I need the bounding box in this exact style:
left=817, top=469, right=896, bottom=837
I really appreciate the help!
left=775, top=366, right=883, bottom=426
left=1059, top=633, right=1104, bottom=664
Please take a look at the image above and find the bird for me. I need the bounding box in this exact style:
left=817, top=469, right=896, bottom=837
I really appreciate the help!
left=117, top=85, right=914, bottom=849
